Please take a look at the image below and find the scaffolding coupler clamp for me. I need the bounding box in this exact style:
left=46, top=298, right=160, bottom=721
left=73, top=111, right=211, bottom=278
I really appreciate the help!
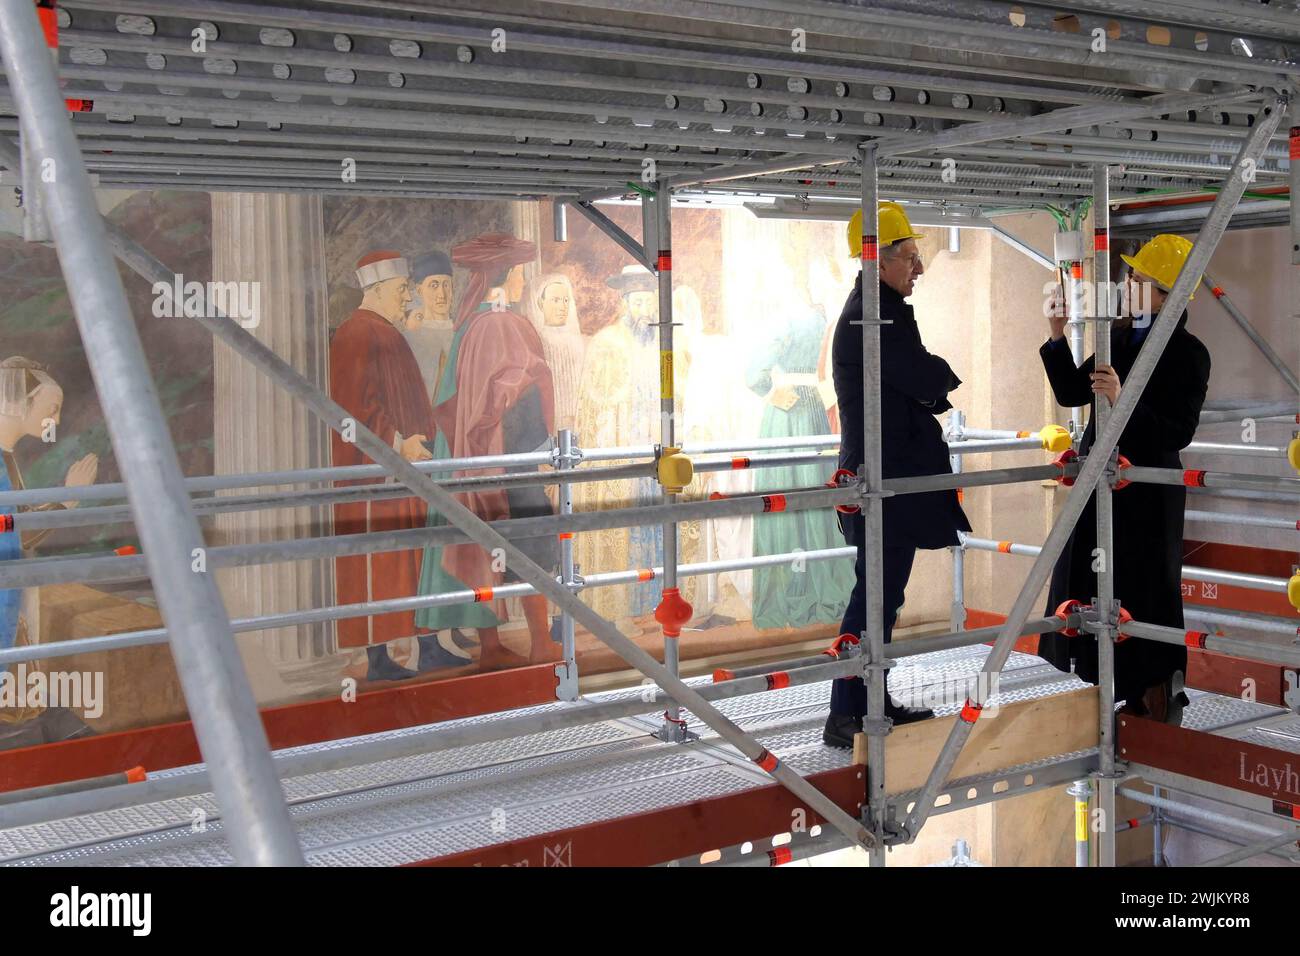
left=1038, top=424, right=1071, bottom=453
left=823, top=632, right=863, bottom=660
left=1052, top=449, right=1079, bottom=485
left=826, top=467, right=861, bottom=514
left=1287, top=434, right=1300, bottom=475
left=550, top=442, right=584, bottom=467
left=1054, top=599, right=1085, bottom=636
left=654, top=710, right=698, bottom=744
left=1113, top=607, right=1134, bottom=643
left=1287, top=570, right=1300, bottom=612
left=656, top=445, right=693, bottom=494
left=1108, top=453, right=1132, bottom=490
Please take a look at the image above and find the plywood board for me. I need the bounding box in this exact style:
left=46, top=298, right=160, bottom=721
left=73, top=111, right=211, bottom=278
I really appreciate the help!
left=854, top=687, right=1100, bottom=796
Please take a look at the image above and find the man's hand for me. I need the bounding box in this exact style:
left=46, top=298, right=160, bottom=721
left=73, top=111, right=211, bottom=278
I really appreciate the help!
left=401, top=434, right=433, bottom=461
left=1090, top=365, right=1121, bottom=406
left=1047, top=286, right=1068, bottom=341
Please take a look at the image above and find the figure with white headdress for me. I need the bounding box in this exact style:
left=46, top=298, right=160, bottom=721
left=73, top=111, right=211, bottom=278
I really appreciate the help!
left=525, top=272, right=586, bottom=434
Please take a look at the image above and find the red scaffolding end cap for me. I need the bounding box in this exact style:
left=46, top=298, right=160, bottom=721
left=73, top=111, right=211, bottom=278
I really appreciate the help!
left=654, top=586, right=692, bottom=637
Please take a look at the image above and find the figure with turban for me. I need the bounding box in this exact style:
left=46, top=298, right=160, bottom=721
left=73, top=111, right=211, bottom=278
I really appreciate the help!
left=417, top=233, right=561, bottom=669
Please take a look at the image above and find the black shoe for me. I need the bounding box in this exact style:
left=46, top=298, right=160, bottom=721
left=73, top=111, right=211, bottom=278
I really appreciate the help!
left=886, top=696, right=934, bottom=725
left=1162, top=670, right=1188, bottom=727
left=450, top=628, right=478, bottom=651
left=822, top=714, right=860, bottom=749
left=365, top=646, right=418, bottom=682
left=416, top=632, right=472, bottom=672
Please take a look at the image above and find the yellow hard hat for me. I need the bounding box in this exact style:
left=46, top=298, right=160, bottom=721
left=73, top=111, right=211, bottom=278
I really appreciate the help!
left=1120, top=233, right=1202, bottom=300
left=847, top=201, right=924, bottom=259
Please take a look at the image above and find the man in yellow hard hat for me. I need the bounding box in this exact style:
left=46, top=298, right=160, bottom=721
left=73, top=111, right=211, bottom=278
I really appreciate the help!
left=823, top=202, right=971, bottom=747
left=1037, top=233, right=1211, bottom=726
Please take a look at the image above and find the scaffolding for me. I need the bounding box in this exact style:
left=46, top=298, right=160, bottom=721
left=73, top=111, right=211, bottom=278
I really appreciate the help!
left=0, top=0, right=1297, bottom=867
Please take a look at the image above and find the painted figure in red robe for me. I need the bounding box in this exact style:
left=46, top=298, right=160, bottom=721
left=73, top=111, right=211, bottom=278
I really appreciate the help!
left=424, top=233, right=561, bottom=668
left=330, top=250, right=459, bottom=681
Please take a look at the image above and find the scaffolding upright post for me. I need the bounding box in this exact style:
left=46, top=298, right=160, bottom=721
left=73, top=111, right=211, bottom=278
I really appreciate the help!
left=0, top=0, right=303, bottom=866
left=948, top=409, right=966, bottom=633
left=652, top=180, right=693, bottom=742
left=555, top=427, right=579, bottom=701
left=1091, top=163, right=1119, bottom=867
left=859, top=143, right=890, bottom=867
left=1290, top=96, right=1299, bottom=267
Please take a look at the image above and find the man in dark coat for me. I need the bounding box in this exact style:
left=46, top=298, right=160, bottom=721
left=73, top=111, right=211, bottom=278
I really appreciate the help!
left=1037, top=234, right=1211, bottom=725
left=823, top=203, right=972, bottom=748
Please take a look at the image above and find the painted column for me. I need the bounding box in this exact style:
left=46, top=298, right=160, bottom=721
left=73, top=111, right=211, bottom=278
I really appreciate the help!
left=212, top=191, right=333, bottom=665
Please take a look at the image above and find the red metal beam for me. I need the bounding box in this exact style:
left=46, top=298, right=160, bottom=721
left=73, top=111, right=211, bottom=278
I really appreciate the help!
left=0, top=663, right=558, bottom=793
left=1119, top=713, right=1300, bottom=814
left=410, top=764, right=865, bottom=867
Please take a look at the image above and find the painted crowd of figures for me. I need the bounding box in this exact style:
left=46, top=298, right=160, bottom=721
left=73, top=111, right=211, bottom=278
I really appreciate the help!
left=332, top=232, right=855, bottom=679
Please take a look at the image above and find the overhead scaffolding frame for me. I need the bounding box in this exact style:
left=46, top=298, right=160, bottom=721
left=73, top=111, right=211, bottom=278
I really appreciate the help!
left=0, top=0, right=1295, bottom=867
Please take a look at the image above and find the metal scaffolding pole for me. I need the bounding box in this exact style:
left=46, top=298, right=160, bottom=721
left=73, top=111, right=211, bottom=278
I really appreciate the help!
left=0, top=545, right=858, bottom=668
left=0, top=0, right=303, bottom=867
left=653, top=180, right=690, bottom=741
left=1202, top=274, right=1300, bottom=395
left=858, top=143, right=889, bottom=866
left=1195, top=832, right=1300, bottom=867
left=1292, top=98, right=1299, bottom=267
left=1120, top=620, right=1300, bottom=668
left=948, top=409, right=966, bottom=632
left=58, top=144, right=875, bottom=854
left=1091, top=162, right=1119, bottom=867
left=555, top=428, right=579, bottom=701
left=897, top=92, right=1286, bottom=847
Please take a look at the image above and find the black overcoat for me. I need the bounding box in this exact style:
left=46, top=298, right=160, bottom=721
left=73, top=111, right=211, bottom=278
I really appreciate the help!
left=1037, top=312, right=1211, bottom=702
left=832, top=277, right=971, bottom=550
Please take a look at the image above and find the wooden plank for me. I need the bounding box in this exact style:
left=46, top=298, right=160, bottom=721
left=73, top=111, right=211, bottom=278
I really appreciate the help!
left=853, top=687, right=1099, bottom=795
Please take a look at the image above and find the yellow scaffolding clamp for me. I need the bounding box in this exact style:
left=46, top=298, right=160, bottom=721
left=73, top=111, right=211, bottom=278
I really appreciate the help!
left=1288, top=569, right=1300, bottom=613
left=657, top=446, right=694, bottom=494
left=1287, top=433, right=1300, bottom=474
left=1036, top=424, right=1072, bottom=453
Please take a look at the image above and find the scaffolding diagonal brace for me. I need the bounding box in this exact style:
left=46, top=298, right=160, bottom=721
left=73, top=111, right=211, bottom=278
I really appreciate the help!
left=566, top=198, right=657, bottom=273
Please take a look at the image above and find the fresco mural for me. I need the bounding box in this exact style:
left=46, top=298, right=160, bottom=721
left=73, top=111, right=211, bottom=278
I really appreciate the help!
left=0, top=189, right=212, bottom=749
left=0, top=189, right=858, bottom=748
